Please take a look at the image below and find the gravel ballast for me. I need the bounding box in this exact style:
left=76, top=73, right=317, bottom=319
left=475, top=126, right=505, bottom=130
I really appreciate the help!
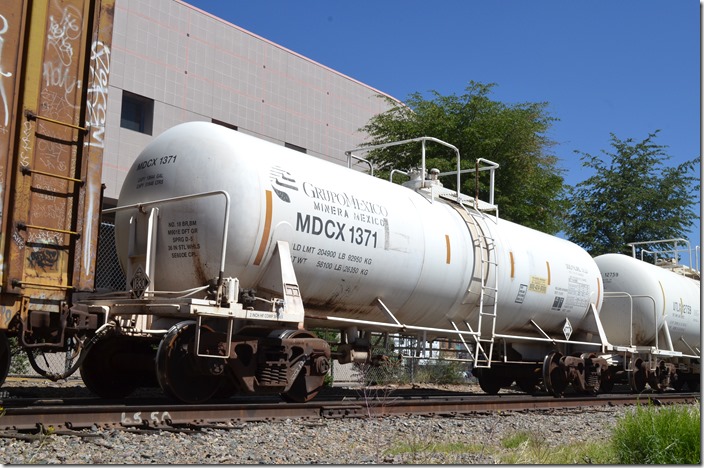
left=0, top=376, right=641, bottom=464
left=0, top=407, right=634, bottom=464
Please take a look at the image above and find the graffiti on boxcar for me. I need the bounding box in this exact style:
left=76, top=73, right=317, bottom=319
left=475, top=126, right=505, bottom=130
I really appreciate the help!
left=47, top=3, right=81, bottom=67
left=32, top=198, right=67, bottom=222
left=19, top=120, right=32, bottom=167
left=12, top=229, right=25, bottom=250
left=44, top=3, right=83, bottom=110
left=27, top=247, right=59, bottom=271
left=82, top=39, right=111, bottom=272
left=26, top=231, right=60, bottom=271
left=86, top=40, right=110, bottom=149
left=0, top=14, right=11, bottom=128
left=36, top=123, right=69, bottom=172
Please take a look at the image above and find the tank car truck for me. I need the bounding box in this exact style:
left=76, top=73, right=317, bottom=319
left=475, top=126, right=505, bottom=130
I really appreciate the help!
left=71, top=120, right=667, bottom=404
left=0, top=0, right=114, bottom=386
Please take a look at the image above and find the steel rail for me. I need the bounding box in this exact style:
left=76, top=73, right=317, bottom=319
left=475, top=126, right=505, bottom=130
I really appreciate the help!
left=0, top=392, right=698, bottom=433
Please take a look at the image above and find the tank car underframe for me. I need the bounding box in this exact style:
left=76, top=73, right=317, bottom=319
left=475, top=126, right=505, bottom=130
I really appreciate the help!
left=599, top=290, right=701, bottom=393
left=311, top=299, right=698, bottom=396
left=309, top=300, right=620, bottom=395
left=74, top=240, right=332, bottom=403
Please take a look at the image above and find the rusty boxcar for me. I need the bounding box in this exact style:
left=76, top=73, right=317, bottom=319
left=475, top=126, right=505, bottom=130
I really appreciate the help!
left=0, top=0, right=114, bottom=385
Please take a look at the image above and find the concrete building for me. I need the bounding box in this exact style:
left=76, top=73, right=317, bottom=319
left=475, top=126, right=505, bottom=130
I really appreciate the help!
left=103, top=0, right=399, bottom=205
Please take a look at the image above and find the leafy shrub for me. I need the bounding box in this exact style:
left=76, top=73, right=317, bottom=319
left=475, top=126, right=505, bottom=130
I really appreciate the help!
left=8, top=337, right=30, bottom=375
left=412, top=360, right=466, bottom=385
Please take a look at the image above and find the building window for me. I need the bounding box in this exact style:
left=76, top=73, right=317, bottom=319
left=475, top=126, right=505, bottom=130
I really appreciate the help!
left=212, top=119, right=238, bottom=131
left=285, top=142, right=307, bottom=154
left=120, top=91, right=153, bottom=135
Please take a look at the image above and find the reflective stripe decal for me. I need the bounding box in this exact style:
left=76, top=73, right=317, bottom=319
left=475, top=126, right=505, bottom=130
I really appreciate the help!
left=254, top=190, right=273, bottom=266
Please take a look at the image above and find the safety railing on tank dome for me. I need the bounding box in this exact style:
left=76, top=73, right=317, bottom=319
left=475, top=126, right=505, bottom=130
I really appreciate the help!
left=627, top=238, right=701, bottom=280
left=345, top=137, right=500, bottom=216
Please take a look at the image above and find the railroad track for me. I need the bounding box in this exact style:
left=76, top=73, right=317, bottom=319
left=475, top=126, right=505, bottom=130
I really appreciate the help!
left=0, top=385, right=698, bottom=434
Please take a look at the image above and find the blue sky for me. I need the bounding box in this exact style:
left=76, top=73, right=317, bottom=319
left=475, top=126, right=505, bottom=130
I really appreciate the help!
left=184, top=0, right=701, bottom=264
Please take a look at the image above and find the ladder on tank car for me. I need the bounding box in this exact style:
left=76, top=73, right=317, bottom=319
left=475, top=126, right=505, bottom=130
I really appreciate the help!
left=455, top=202, right=499, bottom=369
left=344, top=137, right=502, bottom=367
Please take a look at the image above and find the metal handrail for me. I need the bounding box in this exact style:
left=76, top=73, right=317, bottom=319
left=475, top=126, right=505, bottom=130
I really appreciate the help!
left=346, top=153, right=374, bottom=175
left=627, top=238, right=700, bottom=274
left=602, top=291, right=657, bottom=350
left=345, top=137, right=499, bottom=208
left=103, top=190, right=231, bottom=288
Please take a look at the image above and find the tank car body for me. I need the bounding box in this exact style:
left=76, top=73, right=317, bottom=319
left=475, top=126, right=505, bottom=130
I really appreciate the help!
left=74, top=122, right=697, bottom=402
left=595, top=253, right=700, bottom=391
left=114, top=122, right=603, bottom=346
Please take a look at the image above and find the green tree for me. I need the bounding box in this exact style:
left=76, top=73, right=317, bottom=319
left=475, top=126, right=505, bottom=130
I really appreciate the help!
left=565, top=131, right=700, bottom=257
left=360, top=81, right=566, bottom=234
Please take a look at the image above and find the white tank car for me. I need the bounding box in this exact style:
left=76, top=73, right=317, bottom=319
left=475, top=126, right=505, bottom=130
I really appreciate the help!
left=115, top=122, right=603, bottom=343
left=594, top=253, right=700, bottom=354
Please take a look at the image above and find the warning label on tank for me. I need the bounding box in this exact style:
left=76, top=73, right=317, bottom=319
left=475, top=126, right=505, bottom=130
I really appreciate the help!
left=553, top=275, right=591, bottom=312
left=528, top=276, right=548, bottom=294
left=166, top=219, right=200, bottom=259
left=551, top=296, right=565, bottom=311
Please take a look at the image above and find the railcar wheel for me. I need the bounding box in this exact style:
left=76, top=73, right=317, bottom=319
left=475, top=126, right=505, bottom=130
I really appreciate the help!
left=629, top=358, right=647, bottom=392
left=80, top=335, right=155, bottom=398
left=0, top=332, right=10, bottom=387
left=542, top=352, right=567, bottom=397
left=212, top=374, right=241, bottom=399
left=685, top=378, right=700, bottom=392
left=599, top=368, right=616, bottom=394
left=516, top=377, right=540, bottom=394
left=156, top=321, right=223, bottom=403
left=279, top=330, right=328, bottom=404
left=475, top=369, right=510, bottom=395
left=671, top=373, right=686, bottom=391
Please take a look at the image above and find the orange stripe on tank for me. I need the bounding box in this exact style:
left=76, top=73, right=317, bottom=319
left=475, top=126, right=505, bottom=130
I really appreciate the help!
left=445, top=235, right=451, bottom=264
left=658, top=281, right=666, bottom=316
left=509, top=251, right=515, bottom=278
left=253, top=190, right=273, bottom=266
left=546, top=261, right=551, bottom=285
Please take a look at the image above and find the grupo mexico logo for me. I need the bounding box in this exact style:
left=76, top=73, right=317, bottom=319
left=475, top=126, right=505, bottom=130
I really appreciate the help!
left=269, top=165, right=389, bottom=218
left=269, top=166, right=298, bottom=202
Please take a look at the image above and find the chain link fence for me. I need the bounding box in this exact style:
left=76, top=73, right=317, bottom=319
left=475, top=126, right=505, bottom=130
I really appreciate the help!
left=328, top=334, right=475, bottom=387
left=95, top=222, right=126, bottom=291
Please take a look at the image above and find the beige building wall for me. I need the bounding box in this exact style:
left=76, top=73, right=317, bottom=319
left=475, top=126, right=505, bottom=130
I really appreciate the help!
left=102, top=0, right=399, bottom=202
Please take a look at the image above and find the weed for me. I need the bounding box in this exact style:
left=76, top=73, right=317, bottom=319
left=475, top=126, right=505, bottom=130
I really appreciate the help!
left=501, top=431, right=531, bottom=449
left=384, top=419, right=487, bottom=464
left=611, top=402, right=700, bottom=464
